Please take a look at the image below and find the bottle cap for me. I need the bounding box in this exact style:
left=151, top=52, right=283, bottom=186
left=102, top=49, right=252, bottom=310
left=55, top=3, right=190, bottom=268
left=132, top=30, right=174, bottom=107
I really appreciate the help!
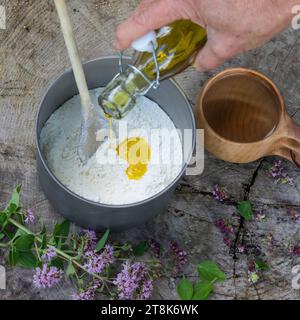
left=131, top=31, right=157, bottom=52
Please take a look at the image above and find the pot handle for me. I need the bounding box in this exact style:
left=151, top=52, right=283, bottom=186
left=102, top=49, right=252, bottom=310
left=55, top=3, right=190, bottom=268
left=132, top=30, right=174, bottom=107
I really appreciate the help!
left=275, top=117, right=300, bottom=168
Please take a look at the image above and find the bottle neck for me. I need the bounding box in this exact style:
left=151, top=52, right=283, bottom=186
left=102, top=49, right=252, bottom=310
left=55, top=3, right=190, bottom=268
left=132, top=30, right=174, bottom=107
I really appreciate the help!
left=99, top=67, right=150, bottom=119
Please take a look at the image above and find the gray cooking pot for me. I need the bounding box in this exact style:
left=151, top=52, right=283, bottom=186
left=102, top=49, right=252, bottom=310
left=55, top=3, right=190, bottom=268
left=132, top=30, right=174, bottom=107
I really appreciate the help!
left=36, top=57, right=195, bottom=231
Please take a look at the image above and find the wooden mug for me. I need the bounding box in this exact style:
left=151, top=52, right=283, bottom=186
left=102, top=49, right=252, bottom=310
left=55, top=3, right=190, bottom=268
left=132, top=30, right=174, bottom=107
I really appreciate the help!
left=196, top=68, right=300, bottom=166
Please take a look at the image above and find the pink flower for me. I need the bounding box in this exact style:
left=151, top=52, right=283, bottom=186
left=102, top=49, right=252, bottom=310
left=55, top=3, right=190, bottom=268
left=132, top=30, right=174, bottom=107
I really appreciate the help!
left=169, top=241, right=187, bottom=275
left=287, top=208, right=300, bottom=224
left=24, top=209, right=35, bottom=225
left=83, top=229, right=97, bottom=253
left=269, top=160, right=293, bottom=185
left=72, top=281, right=101, bottom=300
left=41, top=246, right=56, bottom=262
left=291, top=246, right=300, bottom=256
left=84, top=245, right=114, bottom=274
left=113, top=262, right=153, bottom=300
left=215, top=219, right=234, bottom=234
left=212, top=185, right=229, bottom=203
left=223, top=237, right=233, bottom=248
left=33, top=264, right=63, bottom=288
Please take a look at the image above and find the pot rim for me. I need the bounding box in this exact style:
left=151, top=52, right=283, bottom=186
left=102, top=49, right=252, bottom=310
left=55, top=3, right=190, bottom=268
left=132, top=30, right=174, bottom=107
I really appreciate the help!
left=36, top=56, right=196, bottom=209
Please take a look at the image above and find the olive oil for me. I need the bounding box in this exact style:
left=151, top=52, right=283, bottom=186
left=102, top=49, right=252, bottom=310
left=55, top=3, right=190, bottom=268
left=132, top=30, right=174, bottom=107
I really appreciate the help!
left=116, top=137, right=151, bottom=180
left=99, top=20, right=207, bottom=119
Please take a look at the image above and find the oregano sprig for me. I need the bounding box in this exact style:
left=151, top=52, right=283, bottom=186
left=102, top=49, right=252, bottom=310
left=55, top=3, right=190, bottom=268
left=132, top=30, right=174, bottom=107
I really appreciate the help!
left=0, top=186, right=190, bottom=300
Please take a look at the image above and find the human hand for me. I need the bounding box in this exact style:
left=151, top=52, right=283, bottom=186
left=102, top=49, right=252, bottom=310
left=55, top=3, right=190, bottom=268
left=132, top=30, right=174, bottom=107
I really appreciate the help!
left=114, top=0, right=296, bottom=71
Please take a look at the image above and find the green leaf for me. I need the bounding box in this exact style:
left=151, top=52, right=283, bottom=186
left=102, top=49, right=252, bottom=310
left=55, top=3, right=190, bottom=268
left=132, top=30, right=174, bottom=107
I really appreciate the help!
left=106, top=265, right=117, bottom=278
left=18, top=251, right=38, bottom=268
left=197, top=261, right=226, bottom=282
left=54, top=220, right=70, bottom=238
left=77, top=278, right=84, bottom=286
left=193, top=280, right=213, bottom=300
left=74, top=241, right=84, bottom=261
left=41, top=233, right=47, bottom=250
left=39, top=224, right=47, bottom=249
left=254, top=259, right=268, bottom=271
left=15, top=229, right=27, bottom=237
left=177, top=277, right=194, bottom=300
left=11, top=235, right=38, bottom=268
left=66, top=261, right=76, bottom=276
left=15, top=234, right=35, bottom=251
left=0, top=212, right=7, bottom=225
left=12, top=228, right=27, bottom=241
left=96, top=229, right=110, bottom=252
left=6, top=185, right=21, bottom=212
left=0, top=233, right=5, bottom=241
left=237, top=201, right=253, bottom=220
left=133, top=241, right=149, bottom=257
left=53, top=220, right=70, bottom=247
left=9, top=247, right=19, bottom=266
left=51, top=257, right=64, bottom=269
left=3, top=228, right=14, bottom=240
left=10, top=185, right=21, bottom=206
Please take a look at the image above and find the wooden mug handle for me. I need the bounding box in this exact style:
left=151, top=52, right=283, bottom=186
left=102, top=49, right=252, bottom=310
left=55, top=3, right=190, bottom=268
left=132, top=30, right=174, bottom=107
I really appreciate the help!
left=275, top=117, right=300, bottom=168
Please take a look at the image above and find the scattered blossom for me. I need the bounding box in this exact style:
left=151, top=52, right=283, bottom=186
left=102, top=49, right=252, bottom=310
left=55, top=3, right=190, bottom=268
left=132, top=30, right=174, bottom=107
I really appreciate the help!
left=215, top=219, right=236, bottom=251
left=237, top=244, right=246, bottom=254
left=24, top=209, right=35, bottom=225
left=248, top=260, right=256, bottom=272
left=113, top=262, right=153, bottom=300
left=287, top=208, right=300, bottom=224
left=33, top=264, right=63, bottom=288
left=83, top=229, right=97, bottom=253
left=254, top=211, right=266, bottom=222
left=291, top=246, right=300, bottom=256
left=212, top=185, right=229, bottom=203
left=84, top=245, right=114, bottom=274
left=215, top=218, right=234, bottom=234
left=169, top=241, right=187, bottom=275
left=41, top=246, right=56, bottom=262
left=72, top=281, right=101, bottom=300
left=148, top=239, right=161, bottom=258
left=223, top=237, right=233, bottom=248
left=269, top=160, right=293, bottom=185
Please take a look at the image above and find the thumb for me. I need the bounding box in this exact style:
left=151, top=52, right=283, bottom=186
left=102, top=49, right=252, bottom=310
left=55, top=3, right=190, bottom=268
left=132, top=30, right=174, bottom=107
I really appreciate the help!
left=114, top=0, right=184, bottom=51
left=194, top=32, right=238, bottom=71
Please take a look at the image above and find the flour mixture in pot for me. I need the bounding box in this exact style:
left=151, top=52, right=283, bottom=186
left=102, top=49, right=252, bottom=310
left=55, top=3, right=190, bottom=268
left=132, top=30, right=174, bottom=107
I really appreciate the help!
left=40, top=88, right=183, bottom=205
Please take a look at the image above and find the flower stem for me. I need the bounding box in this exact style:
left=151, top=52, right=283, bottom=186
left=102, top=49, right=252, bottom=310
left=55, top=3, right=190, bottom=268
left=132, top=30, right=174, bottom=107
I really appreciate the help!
left=34, top=241, right=42, bottom=261
left=7, top=218, right=107, bottom=282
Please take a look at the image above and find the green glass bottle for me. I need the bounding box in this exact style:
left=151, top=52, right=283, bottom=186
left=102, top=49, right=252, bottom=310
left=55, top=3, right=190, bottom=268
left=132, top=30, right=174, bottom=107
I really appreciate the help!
left=99, top=20, right=207, bottom=119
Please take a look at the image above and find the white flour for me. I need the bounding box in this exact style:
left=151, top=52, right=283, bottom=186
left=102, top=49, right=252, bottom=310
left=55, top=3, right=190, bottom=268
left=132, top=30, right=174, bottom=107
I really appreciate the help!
left=40, top=88, right=183, bottom=205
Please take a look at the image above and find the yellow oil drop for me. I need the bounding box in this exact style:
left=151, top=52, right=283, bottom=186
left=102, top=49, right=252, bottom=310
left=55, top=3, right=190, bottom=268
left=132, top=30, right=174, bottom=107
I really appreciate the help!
left=116, top=137, right=151, bottom=180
